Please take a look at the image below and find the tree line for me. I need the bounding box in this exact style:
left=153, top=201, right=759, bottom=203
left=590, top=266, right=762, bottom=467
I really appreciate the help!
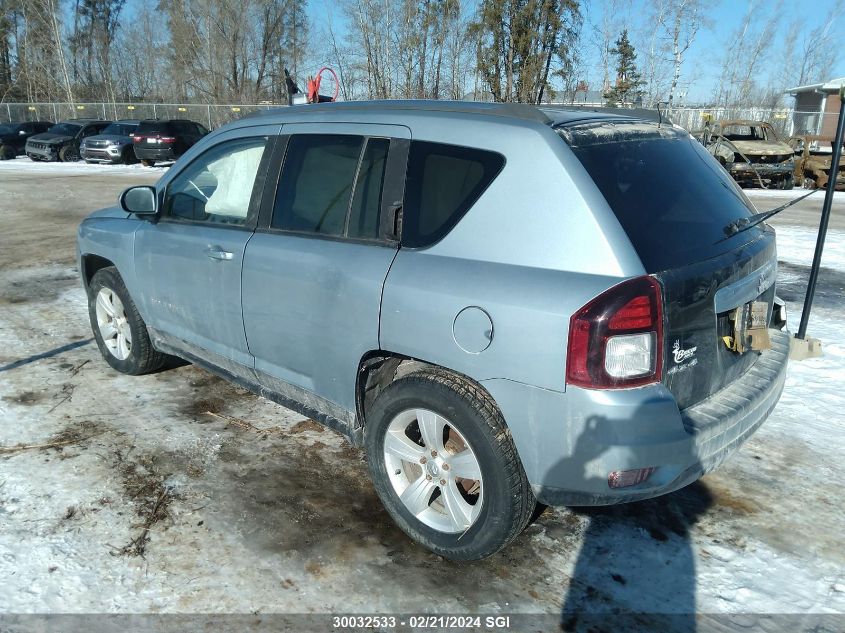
left=0, top=0, right=842, bottom=108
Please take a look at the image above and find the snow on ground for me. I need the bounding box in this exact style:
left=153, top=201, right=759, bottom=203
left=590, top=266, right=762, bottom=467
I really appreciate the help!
left=745, top=188, right=845, bottom=202
left=0, top=166, right=843, bottom=626
left=0, top=155, right=169, bottom=176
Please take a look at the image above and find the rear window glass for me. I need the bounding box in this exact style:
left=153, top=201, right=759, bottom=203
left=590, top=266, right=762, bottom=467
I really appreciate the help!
left=137, top=121, right=173, bottom=135
left=560, top=121, right=764, bottom=272
left=402, top=141, right=505, bottom=248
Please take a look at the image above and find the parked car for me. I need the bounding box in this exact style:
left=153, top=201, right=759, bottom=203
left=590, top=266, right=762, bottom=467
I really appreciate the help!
left=132, top=119, right=209, bottom=166
left=788, top=135, right=845, bottom=190
left=26, top=119, right=111, bottom=162
left=80, top=120, right=141, bottom=164
left=0, top=121, right=53, bottom=159
left=78, top=101, right=789, bottom=560
left=703, top=120, right=795, bottom=189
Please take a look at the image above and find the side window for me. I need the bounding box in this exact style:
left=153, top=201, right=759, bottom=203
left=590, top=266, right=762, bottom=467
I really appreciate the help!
left=347, top=138, right=389, bottom=239
left=164, top=136, right=269, bottom=226
left=272, top=134, right=363, bottom=235
left=402, top=141, right=505, bottom=248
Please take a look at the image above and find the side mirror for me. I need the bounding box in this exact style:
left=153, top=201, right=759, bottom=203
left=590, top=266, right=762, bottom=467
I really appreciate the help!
left=120, top=186, right=157, bottom=216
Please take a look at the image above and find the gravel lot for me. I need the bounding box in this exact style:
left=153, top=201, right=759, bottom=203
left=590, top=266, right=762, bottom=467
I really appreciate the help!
left=1, top=162, right=843, bottom=631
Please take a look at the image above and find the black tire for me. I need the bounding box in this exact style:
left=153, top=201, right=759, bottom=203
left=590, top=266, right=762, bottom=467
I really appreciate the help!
left=122, top=146, right=136, bottom=165
left=28, top=154, right=40, bottom=162
left=59, top=145, right=79, bottom=162
left=365, top=368, right=534, bottom=560
left=87, top=267, right=167, bottom=375
left=141, top=159, right=155, bottom=167
left=0, top=144, right=15, bottom=160
left=780, top=174, right=794, bottom=190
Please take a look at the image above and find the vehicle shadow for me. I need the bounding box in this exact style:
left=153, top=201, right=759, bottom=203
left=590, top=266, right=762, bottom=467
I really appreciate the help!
left=545, top=412, right=713, bottom=633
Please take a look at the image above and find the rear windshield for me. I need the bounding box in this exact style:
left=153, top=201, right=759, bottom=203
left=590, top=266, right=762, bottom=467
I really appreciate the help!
left=102, top=122, right=138, bottom=136
left=560, top=121, right=764, bottom=272
left=48, top=123, right=82, bottom=136
left=137, top=121, right=173, bottom=135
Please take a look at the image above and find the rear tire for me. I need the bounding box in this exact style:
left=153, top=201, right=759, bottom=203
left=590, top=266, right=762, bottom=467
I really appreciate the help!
left=0, top=144, right=15, bottom=160
left=87, top=267, right=167, bottom=375
left=364, top=368, right=534, bottom=560
left=141, top=159, right=155, bottom=167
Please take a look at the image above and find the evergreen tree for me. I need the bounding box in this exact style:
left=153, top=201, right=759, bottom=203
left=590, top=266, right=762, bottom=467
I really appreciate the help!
left=603, top=29, right=644, bottom=106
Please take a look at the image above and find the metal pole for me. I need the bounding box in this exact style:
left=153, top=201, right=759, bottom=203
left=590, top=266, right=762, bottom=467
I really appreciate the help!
left=797, top=85, right=845, bottom=340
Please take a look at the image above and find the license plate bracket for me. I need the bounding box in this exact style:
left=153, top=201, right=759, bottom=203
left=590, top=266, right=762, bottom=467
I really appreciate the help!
left=724, top=300, right=771, bottom=353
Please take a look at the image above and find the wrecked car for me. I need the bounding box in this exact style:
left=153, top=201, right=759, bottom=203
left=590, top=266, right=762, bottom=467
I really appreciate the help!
left=78, top=101, right=790, bottom=560
left=703, top=120, right=795, bottom=189
left=788, top=135, right=845, bottom=190
left=26, top=119, right=111, bottom=162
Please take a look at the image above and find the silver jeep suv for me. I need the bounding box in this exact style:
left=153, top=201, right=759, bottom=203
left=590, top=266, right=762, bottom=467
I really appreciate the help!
left=77, top=101, right=789, bottom=560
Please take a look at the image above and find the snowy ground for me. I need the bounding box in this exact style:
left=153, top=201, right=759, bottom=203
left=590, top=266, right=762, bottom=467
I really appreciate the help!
left=0, top=155, right=170, bottom=176
left=0, top=166, right=843, bottom=631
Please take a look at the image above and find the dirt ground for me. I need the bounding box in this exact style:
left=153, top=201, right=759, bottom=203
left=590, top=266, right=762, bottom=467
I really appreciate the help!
left=1, top=164, right=844, bottom=630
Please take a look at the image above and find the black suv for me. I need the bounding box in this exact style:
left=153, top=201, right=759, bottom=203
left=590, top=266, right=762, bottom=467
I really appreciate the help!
left=0, top=121, right=53, bottom=160
left=133, top=119, right=209, bottom=166
left=26, top=119, right=111, bottom=162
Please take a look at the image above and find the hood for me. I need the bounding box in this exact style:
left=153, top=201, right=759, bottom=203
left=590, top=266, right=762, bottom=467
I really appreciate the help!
left=85, top=206, right=130, bottom=221
left=29, top=132, right=74, bottom=144
left=84, top=134, right=132, bottom=144
left=729, top=139, right=792, bottom=156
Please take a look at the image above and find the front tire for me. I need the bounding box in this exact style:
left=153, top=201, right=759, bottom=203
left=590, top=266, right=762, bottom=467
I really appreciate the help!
left=88, top=267, right=166, bottom=375
left=365, top=369, right=534, bottom=560
left=59, top=145, right=79, bottom=162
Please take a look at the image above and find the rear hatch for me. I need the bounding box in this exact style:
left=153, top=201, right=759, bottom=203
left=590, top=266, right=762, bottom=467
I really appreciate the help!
left=560, top=120, right=777, bottom=410
left=134, top=121, right=176, bottom=149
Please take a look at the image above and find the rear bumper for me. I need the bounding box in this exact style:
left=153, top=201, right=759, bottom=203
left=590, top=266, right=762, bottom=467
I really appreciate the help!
left=483, top=329, right=789, bottom=506
left=134, top=146, right=177, bottom=161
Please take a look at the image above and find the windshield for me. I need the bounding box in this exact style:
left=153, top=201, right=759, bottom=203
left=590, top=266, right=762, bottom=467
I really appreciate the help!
left=0, top=124, right=17, bottom=135
left=101, top=123, right=137, bottom=136
left=47, top=123, right=82, bottom=136
left=560, top=121, right=763, bottom=272
left=721, top=124, right=772, bottom=142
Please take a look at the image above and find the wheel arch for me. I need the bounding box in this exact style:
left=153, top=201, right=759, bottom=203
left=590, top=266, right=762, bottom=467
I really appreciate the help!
left=355, top=350, right=505, bottom=432
left=81, top=254, right=117, bottom=289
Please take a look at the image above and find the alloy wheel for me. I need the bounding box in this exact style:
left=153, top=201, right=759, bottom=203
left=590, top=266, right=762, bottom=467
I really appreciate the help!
left=383, top=408, right=483, bottom=533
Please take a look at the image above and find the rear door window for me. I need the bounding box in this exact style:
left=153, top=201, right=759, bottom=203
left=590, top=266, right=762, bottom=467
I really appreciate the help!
left=272, top=134, right=364, bottom=236
left=401, top=141, right=504, bottom=248
left=347, top=138, right=390, bottom=239
left=560, top=121, right=764, bottom=272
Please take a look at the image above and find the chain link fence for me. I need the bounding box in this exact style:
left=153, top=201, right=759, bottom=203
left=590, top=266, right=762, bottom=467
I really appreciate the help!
left=1, top=102, right=838, bottom=139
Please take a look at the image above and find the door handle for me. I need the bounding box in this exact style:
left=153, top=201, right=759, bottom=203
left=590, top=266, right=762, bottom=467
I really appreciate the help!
left=205, top=246, right=233, bottom=261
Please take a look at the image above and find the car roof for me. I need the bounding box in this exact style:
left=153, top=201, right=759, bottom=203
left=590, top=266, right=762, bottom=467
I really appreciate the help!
left=240, top=99, right=662, bottom=128
left=57, top=119, right=110, bottom=124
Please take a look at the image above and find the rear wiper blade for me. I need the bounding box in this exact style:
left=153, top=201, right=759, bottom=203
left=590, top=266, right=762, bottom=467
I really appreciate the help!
left=720, top=189, right=820, bottom=241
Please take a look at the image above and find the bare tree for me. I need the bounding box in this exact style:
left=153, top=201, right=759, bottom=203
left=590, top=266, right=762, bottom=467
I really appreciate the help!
left=655, top=0, right=702, bottom=107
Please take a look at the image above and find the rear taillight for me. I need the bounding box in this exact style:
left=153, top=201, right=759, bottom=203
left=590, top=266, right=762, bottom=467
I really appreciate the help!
left=160, top=136, right=176, bottom=143
left=566, top=276, right=664, bottom=389
left=133, top=135, right=144, bottom=142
